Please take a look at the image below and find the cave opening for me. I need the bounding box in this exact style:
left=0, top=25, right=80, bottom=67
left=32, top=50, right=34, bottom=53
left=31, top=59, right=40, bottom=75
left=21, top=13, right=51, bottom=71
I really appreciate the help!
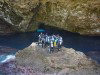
left=0, top=21, right=100, bottom=53
left=38, top=22, right=79, bottom=35
left=37, top=22, right=100, bottom=53
left=0, top=21, right=100, bottom=64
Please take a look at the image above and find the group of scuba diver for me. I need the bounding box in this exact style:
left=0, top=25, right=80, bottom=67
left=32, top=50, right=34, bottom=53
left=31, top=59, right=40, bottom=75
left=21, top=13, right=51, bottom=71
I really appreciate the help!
left=38, top=33, right=63, bottom=53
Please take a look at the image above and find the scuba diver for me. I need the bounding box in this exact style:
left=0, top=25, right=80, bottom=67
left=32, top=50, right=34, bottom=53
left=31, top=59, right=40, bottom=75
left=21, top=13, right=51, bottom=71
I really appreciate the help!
left=38, top=33, right=45, bottom=48
left=41, top=34, right=45, bottom=48
left=38, top=33, right=63, bottom=53
left=58, top=36, right=63, bottom=50
left=49, top=39, right=54, bottom=53
left=44, top=33, right=49, bottom=47
left=53, top=36, right=58, bottom=49
left=38, top=33, right=43, bottom=45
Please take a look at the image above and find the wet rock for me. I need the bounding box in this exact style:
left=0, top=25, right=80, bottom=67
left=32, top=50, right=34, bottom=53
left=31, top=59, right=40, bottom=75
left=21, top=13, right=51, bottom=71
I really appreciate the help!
left=86, top=51, right=100, bottom=63
left=0, top=60, right=17, bottom=75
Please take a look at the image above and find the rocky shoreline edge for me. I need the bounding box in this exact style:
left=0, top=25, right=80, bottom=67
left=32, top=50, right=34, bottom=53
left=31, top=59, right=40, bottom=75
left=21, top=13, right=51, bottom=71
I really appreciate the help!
left=0, top=43, right=100, bottom=75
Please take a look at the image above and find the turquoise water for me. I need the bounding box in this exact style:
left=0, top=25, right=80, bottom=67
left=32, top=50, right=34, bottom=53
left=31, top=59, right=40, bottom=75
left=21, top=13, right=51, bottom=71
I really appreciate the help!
left=0, top=55, right=7, bottom=62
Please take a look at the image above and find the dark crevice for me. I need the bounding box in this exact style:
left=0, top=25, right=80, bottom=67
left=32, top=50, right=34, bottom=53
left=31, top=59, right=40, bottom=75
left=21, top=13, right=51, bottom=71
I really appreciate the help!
left=26, top=2, right=42, bottom=31
left=38, top=22, right=80, bottom=35
left=0, top=18, right=15, bottom=34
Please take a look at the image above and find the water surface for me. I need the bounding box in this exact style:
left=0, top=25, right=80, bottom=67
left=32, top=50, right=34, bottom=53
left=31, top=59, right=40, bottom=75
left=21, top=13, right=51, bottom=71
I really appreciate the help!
left=0, top=29, right=100, bottom=63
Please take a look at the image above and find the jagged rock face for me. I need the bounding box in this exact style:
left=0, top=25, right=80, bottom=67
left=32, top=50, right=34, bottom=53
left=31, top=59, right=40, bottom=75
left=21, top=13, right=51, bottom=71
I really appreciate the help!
left=0, top=19, right=14, bottom=34
left=0, top=0, right=100, bottom=35
left=0, top=0, right=38, bottom=33
left=15, top=43, right=100, bottom=74
left=36, top=0, right=100, bottom=35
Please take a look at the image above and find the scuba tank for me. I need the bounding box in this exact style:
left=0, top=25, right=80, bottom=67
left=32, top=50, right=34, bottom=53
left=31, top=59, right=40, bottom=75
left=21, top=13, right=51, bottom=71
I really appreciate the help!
left=54, top=39, right=57, bottom=47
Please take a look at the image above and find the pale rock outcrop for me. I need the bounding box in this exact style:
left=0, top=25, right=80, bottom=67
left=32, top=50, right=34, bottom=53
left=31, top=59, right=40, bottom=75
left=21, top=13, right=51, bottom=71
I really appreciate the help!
left=15, top=43, right=100, bottom=75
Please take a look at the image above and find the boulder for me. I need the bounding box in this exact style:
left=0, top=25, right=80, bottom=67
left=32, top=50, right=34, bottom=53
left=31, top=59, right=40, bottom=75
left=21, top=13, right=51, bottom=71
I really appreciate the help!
left=15, top=43, right=100, bottom=74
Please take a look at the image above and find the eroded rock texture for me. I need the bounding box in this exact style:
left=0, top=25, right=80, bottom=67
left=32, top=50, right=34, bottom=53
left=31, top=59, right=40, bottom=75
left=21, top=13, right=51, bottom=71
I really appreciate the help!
left=15, top=43, right=100, bottom=75
left=0, top=0, right=100, bottom=35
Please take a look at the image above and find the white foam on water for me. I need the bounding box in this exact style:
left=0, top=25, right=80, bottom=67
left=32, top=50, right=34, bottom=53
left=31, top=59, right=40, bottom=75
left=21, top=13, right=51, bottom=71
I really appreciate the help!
left=1, top=55, right=15, bottom=63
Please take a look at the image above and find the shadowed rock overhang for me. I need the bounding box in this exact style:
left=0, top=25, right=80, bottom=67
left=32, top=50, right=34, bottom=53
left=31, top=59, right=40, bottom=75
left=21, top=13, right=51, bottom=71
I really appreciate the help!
left=0, top=0, right=100, bottom=35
